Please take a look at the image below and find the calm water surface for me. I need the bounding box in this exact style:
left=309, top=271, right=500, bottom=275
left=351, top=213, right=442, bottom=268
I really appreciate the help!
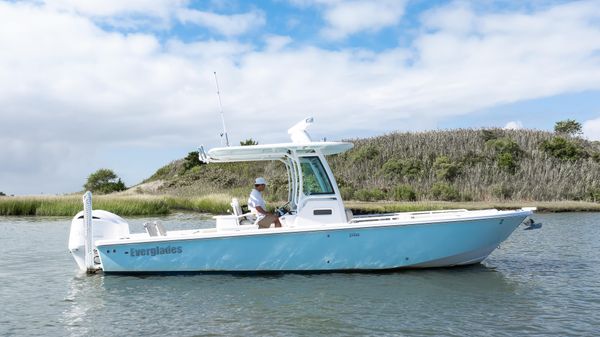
left=1, top=213, right=599, bottom=336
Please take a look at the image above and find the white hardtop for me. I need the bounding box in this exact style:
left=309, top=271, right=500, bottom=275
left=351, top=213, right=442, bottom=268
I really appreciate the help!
left=200, top=117, right=353, bottom=163
left=206, top=141, right=353, bottom=162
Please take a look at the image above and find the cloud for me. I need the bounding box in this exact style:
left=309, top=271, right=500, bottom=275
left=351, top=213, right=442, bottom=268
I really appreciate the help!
left=1, top=1, right=600, bottom=193
left=291, top=0, right=406, bottom=40
left=176, top=8, right=266, bottom=36
left=43, top=0, right=265, bottom=34
left=44, top=0, right=182, bottom=17
left=583, top=117, right=600, bottom=141
left=321, top=0, right=406, bottom=40
left=43, top=0, right=183, bottom=29
left=504, top=121, right=524, bottom=130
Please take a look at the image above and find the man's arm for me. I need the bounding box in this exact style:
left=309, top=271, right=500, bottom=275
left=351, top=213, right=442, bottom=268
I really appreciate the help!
left=256, top=206, right=279, bottom=219
left=255, top=206, right=269, bottom=215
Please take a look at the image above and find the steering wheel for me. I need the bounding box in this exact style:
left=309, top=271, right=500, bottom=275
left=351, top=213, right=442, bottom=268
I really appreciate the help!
left=275, top=201, right=291, bottom=217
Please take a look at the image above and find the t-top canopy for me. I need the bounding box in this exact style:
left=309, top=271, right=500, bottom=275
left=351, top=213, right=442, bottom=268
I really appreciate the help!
left=204, top=142, right=354, bottom=162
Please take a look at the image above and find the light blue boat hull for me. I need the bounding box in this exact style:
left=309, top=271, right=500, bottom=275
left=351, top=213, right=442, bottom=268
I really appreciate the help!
left=97, top=215, right=526, bottom=273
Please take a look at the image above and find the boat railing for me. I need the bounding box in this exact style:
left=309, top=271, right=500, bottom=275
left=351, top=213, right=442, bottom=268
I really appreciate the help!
left=349, top=209, right=472, bottom=223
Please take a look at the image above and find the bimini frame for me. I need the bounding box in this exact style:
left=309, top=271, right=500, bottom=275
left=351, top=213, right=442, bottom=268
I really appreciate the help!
left=198, top=142, right=353, bottom=213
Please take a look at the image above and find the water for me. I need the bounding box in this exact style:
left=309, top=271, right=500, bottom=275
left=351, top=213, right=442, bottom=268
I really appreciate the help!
left=1, top=213, right=599, bottom=337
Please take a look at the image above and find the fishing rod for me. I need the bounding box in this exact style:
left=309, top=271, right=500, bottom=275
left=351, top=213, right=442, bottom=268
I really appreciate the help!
left=213, top=71, right=230, bottom=147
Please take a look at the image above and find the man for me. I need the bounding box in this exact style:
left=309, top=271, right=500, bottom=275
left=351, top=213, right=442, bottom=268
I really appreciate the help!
left=248, top=177, right=282, bottom=229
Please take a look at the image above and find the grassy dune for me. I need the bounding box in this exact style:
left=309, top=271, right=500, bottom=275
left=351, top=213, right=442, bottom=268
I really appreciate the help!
left=145, top=128, right=600, bottom=203
left=2, top=195, right=599, bottom=217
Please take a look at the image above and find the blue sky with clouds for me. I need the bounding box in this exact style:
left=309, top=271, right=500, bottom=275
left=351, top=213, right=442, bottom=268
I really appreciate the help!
left=1, top=0, right=599, bottom=194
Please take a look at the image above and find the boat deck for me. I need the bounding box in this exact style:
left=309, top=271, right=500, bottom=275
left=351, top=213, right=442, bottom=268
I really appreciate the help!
left=98, top=208, right=535, bottom=247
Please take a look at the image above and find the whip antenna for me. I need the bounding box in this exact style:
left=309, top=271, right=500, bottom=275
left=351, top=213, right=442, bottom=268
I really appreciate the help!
left=213, top=71, right=230, bottom=147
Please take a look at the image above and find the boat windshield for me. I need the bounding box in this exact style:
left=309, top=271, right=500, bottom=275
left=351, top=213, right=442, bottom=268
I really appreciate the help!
left=300, top=156, right=334, bottom=195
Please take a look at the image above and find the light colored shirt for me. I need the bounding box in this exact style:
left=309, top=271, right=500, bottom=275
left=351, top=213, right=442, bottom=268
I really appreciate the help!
left=248, top=189, right=267, bottom=220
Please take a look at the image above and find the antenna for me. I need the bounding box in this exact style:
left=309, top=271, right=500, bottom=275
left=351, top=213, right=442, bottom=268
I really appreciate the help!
left=213, top=71, right=230, bottom=147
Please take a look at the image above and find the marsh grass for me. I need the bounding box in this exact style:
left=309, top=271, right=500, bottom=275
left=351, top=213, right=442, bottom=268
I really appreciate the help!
left=164, top=194, right=232, bottom=214
left=0, top=196, right=170, bottom=216
left=2, top=194, right=598, bottom=217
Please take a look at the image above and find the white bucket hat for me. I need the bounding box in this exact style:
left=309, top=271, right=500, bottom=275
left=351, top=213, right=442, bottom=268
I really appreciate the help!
left=255, top=177, right=267, bottom=185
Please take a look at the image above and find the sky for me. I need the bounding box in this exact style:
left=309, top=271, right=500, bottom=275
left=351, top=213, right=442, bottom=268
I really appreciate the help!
left=1, top=0, right=600, bottom=195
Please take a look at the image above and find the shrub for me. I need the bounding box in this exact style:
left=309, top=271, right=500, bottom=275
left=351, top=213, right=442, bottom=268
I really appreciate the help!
left=461, top=193, right=473, bottom=202
left=492, top=184, right=513, bottom=200
left=460, top=151, right=487, bottom=166
left=481, top=129, right=501, bottom=142
left=354, top=188, right=386, bottom=201
left=381, top=159, right=403, bottom=177
left=590, top=188, right=600, bottom=202
left=350, top=145, right=380, bottom=162
left=340, top=186, right=354, bottom=200
left=486, top=137, right=523, bottom=173
left=433, top=156, right=461, bottom=181
left=554, top=119, right=582, bottom=136
left=389, top=185, right=417, bottom=201
left=84, top=169, right=126, bottom=194
left=188, top=165, right=202, bottom=176
left=497, top=152, right=518, bottom=173
left=486, top=137, right=523, bottom=158
left=240, top=138, right=258, bottom=146
left=592, top=152, right=600, bottom=164
left=540, top=137, right=588, bottom=161
left=401, top=160, right=422, bottom=178
left=431, top=182, right=460, bottom=201
left=381, top=159, right=422, bottom=179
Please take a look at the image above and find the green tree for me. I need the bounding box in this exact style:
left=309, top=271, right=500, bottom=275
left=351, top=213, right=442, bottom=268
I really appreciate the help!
left=0, top=192, right=5, bottom=196
left=183, top=151, right=203, bottom=171
left=540, top=137, right=588, bottom=161
left=84, top=169, right=126, bottom=194
left=554, top=119, right=582, bottom=136
left=240, top=138, right=258, bottom=146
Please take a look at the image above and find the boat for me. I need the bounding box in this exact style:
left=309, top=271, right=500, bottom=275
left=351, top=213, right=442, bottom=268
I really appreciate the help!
left=68, top=117, right=537, bottom=273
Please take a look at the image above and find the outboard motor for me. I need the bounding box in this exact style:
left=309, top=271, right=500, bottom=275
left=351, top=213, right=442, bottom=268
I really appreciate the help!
left=68, top=192, right=130, bottom=272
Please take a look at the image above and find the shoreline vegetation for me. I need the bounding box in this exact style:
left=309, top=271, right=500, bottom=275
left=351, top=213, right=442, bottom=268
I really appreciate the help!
left=2, top=194, right=600, bottom=217
left=3, top=123, right=599, bottom=217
